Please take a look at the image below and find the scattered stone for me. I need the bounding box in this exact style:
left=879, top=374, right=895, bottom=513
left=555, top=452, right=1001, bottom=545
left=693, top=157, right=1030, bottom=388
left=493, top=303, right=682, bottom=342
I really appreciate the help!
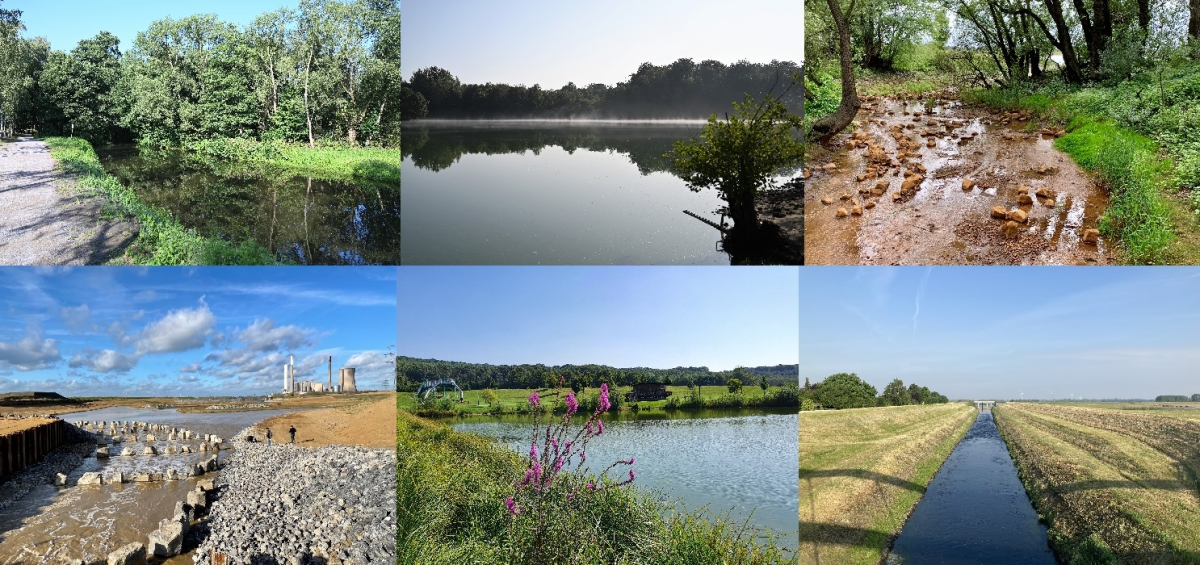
left=1045, top=199, right=1056, bottom=207
left=865, top=200, right=876, bottom=209
left=1082, top=228, right=1100, bottom=244
left=821, top=197, right=832, bottom=205
left=1018, top=193, right=1034, bottom=206
left=851, top=205, right=863, bottom=216
left=54, top=473, right=67, bottom=486
left=120, top=447, right=136, bottom=457
left=1035, top=187, right=1052, bottom=199
left=148, top=521, right=184, bottom=557
left=1002, top=220, right=1020, bottom=239
left=962, top=179, right=975, bottom=190
left=990, top=206, right=1008, bottom=219
left=96, top=446, right=109, bottom=458
left=78, top=472, right=102, bottom=486
left=835, top=207, right=848, bottom=218
left=1007, top=209, right=1028, bottom=223
left=143, top=446, right=157, bottom=456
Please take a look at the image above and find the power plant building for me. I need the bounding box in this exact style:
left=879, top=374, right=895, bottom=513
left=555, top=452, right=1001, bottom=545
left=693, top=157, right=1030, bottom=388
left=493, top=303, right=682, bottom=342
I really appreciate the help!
left=282, top=355, right=357, bottom=394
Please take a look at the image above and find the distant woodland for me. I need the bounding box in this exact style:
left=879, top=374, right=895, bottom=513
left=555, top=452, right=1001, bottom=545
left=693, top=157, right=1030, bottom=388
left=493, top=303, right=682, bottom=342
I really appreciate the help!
left=395, top=356, right=800, bottom=391
left=400, top=58, right=803, bottom=119
left=0, top=0, right=400, bottom=147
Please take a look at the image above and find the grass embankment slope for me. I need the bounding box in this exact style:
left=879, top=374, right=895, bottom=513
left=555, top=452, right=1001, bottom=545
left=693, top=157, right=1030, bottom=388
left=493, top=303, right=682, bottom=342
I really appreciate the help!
left=188, top=138, right=400, bottom=185
left=397, top=408, right=793, bottom=565
left=995, top=403, right=1200, bottom=564
left=43, top=137, right=274, bottom=265
left=256, top=393, right=395, bottom=448
left=399, top=384, right=797, bottom=417
left=799, top=403, right=976, bottom=565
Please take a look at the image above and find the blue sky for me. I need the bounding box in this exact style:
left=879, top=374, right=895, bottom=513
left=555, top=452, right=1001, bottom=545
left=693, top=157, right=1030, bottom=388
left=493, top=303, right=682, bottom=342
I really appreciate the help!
left=403, top=0, right=804, bottom=87
left=7, top=0, right=298, bottom=52
left=800, top=267, right=1200, bottom=400
left=0, top=267, right=396, bottom=397
left=398, top=267, right=799, bottom=370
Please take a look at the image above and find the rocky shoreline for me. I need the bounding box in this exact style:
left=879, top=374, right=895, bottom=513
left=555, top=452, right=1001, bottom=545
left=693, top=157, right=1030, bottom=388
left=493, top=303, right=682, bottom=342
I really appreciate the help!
left=191, top=426, right=395, bottom=564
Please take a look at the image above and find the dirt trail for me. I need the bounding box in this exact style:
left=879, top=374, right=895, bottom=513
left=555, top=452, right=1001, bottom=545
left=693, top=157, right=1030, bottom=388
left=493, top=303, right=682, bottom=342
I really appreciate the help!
left=0, top=136, right=134, bottom=265
left=805, top=96, right=1117, bottom=265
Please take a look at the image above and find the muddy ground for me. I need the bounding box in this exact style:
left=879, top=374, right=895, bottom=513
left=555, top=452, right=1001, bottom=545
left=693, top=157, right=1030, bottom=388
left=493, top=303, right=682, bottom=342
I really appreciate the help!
left=256, top=394, right=396, bottom=449
left=805, top=95, right=1118, bottom=265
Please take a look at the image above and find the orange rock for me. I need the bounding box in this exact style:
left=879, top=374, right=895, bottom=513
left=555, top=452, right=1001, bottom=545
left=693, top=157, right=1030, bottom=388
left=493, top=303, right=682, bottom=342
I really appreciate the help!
left=990, top=206, right=1008, bottom=219
left=1018, top=194, right=1034, bottom=206
left=1035, top=187, right=1052, bottom=199
left=821, top=197, right=833, bottom=205
left=851, top=205, right=863, bottom=216
left=1007, top=209, right=1028, bottom=223
left=1002, top=220, right=1020, bottom=239
left=962, top=179, right=976, bottom=190
left=836, top=207, right=848, bottom=218
left=840, top=193, right=851, bottom=201
left=865, top=200, right=876, bottom=209
left=1082, top=228, right=1100, bottom=244
left=1044, top=199, right=1056, bottom=207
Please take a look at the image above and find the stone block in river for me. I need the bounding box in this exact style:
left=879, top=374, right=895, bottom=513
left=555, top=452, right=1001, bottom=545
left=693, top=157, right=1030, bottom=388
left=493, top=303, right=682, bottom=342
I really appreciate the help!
left=166, top=468, right=179, bottom=480
left=110, top=471, right=124, bottom=484
left=107, top=542, right=146, bottom=565
left=143, top=446, right=158, bottom=456
left=149, top=521, right=184, bottom=557
left=165, top=445, right=178, bottom=455
left=145, top=434, right=155, bottom=442
left=55, top=473, right=67, bottom=486
left=135, top=473, right=153, bottom=483
left=120, top=447, right=136, bottom=457
left=191, top=463, right=205, bottom=477
left=168, top=432, right=176, bottom=441
left=97, top=446, right=110, bottom=458
left=180, top=445, right=192, bottom=453
left=187, top=489, right=207, bottom=512
left=197, top=478, right=215, bottom=491
left=78, top=472, right=102, bottom=486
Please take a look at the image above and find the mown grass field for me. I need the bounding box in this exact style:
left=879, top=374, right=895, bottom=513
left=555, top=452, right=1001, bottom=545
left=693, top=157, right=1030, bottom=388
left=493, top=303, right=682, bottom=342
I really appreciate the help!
left=995, top=402, right=1200, bottom=564
left=1051, top=401, right=1200, bottom=421
left=799, top=403, right=976, bottom=565
left=396, top=407, right=794, bottom=564
left=398, top=384, right=794, bottom=416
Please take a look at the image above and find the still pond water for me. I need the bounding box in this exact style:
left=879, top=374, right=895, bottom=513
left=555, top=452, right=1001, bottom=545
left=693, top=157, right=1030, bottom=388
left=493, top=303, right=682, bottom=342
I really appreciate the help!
left=454, top=410, right=799, bottom=549
left=401, top=120, right=737, bottom=265
left=95, top=145, right=401, bottom=264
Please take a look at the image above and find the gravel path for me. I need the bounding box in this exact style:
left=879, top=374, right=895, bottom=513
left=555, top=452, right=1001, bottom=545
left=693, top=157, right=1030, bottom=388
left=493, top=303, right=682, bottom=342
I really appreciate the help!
left=192, top=427, right=395, bottom=564
left=0, top=136, right=134, bottom=264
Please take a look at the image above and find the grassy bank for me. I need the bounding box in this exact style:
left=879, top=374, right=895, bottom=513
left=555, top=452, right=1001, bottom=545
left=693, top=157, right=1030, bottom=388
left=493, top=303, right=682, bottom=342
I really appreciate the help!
left=187, top=138, right=400, bottom=185
left=994, top=403, right=1200, bottom=564
left=799, top=403, right=976, bottom=565
left=400, top=384, right=799, bottom=418
left=397, top=409, right=793, bottom=564
left=44, top=137, right=274, bottom=265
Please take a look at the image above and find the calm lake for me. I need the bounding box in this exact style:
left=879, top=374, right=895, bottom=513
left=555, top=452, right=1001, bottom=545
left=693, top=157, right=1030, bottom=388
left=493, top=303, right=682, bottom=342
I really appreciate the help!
left=454, top=410, right=799, bottom=550
left=95, top=145, right=401, bottom=264
left=401, top=120, right=737, bottom=265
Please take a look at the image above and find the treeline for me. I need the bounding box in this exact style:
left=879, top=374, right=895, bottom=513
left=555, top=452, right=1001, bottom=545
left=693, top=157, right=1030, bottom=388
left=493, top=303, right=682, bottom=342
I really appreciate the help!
left=0, top=0, right=399, bottom=147
left=400, top=58, right=802, bottom=119
left=395, top=356, right=799, bottom=392
left=1156, top=394, right=1200, bottom=402
left=799, top=373, right=951, bottom=410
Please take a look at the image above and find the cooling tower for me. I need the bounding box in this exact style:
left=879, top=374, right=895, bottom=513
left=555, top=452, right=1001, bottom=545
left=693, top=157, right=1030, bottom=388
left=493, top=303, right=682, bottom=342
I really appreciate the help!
left=340, top=368, right=357, bottom=392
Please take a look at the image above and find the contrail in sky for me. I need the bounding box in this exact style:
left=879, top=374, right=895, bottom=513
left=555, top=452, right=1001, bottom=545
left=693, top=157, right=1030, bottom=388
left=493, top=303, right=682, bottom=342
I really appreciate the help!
left=912, top=267, right=932, bottom=344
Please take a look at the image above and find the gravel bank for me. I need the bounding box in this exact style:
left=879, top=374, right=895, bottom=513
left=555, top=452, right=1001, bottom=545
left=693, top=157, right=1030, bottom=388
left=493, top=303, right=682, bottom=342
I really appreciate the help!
left=192, top=427, right=395, bottom=564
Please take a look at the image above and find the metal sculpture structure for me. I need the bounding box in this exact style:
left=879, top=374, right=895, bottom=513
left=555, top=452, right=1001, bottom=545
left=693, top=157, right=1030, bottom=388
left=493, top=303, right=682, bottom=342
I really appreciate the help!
left=417, top=378, right=464, bottom=401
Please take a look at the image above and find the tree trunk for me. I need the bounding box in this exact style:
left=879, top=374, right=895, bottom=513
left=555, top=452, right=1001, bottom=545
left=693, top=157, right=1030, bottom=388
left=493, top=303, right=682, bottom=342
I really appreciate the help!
left=1136, top=0, right=1150, bottom=32
left=809, top=0, right=860, bottom=141
left=1191, top=0, right=1200, bottom=42
left=1041, top=0, right=1085, bottom=83
left=303, top=49, right=315, bottom=149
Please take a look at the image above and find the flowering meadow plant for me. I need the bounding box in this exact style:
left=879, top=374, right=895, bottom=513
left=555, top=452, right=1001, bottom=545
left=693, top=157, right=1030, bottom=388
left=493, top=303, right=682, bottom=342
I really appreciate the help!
left=503, top=379, right=638, bottom=563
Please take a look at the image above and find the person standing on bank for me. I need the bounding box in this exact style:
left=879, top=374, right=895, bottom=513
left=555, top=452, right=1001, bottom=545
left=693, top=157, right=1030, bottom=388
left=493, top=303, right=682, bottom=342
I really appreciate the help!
left=266, top=428, right=272, bottom=446
left=289, top=425, right=296, bottom=444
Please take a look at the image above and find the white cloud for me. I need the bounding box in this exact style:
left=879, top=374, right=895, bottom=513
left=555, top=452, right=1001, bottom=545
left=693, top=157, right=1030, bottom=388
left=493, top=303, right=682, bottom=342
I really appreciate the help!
left=60, top=304, right=91, bottom=330
left=0, top=327, right=62, bottom=371
left=69, top=349, right=139, bottom=373
left=237, top=319, right=315, bottom=352
left=344, top=350, right=395, bottom=389
left=135, top=302, right=216, bottom=355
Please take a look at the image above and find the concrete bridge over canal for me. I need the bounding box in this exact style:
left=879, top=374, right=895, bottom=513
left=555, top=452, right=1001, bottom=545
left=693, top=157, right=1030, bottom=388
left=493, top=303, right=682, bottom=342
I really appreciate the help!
left=974, top=400, right=996, bottom=411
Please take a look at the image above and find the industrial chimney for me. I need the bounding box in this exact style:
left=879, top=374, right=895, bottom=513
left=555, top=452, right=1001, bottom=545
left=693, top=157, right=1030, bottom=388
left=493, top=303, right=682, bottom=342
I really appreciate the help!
left=328, top=356, right=333, bottom=391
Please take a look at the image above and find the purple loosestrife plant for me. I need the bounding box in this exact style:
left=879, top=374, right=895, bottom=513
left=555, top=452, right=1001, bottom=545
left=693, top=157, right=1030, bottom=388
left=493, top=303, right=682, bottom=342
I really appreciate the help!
left=506, top=377, right=638, bottom=563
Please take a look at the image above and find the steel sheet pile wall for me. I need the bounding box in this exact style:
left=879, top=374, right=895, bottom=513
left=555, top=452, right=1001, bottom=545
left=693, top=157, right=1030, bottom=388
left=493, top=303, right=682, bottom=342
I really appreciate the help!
left=0, top=419, right=67, bottom=480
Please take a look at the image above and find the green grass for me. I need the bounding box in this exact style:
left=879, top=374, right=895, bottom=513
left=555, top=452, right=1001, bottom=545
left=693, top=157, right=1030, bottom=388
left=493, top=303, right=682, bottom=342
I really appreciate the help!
left=44, top=137, right=275, bottom=265
left=187, top=138, right=399, bottom=185
left=399, top=384, right=798, bottom=417
left=397, top=408, right=794, bottom=564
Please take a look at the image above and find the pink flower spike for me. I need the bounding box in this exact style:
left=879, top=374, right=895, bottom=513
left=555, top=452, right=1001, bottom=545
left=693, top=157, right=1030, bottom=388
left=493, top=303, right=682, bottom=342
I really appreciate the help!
left=629, top=470, right=636, bottom=481
left=598, top=384, right=611, bottom=413
left=505, top=496, right=519, bottom=515
left=530, top=443, right=538, bottom=460
left=587, top=483, right=596, bottom=490
left=528, top=392, right=540, bottom=407
left=597, top=420, right=604, bottom=435
left=565, top=392, right=579, bottom=415
left=627, top=457, right=635, bottom=465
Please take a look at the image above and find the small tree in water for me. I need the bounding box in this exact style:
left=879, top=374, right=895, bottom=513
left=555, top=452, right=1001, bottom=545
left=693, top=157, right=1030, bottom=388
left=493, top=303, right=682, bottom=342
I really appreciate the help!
left=666, top=93, right=803, bottom=260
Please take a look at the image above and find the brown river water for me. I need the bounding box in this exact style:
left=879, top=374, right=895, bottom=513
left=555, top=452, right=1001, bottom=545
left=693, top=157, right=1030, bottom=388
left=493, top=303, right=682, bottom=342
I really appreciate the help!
left=0, top=407, right=298, bottom=564
left=805, top=95, right=1117, bottom=265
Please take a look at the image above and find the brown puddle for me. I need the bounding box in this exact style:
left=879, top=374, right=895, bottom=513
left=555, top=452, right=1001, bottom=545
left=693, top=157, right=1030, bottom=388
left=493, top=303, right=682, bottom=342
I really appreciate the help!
left=805, top=95, right=1117, bottom=265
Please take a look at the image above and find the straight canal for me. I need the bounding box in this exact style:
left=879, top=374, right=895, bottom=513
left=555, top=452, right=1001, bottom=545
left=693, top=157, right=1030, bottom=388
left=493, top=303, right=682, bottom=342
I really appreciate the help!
left=886, top=408, right=1055, bottom=564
